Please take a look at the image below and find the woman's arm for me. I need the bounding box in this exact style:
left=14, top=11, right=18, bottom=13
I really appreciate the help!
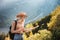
left=24, top=25, right=39, bottom=33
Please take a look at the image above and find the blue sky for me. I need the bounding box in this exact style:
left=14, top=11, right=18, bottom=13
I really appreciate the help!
left=0, top=0, right=60, bottom=33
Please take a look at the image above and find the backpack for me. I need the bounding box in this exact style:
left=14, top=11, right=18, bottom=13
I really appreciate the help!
left=9, top=20, right=17, bottom=40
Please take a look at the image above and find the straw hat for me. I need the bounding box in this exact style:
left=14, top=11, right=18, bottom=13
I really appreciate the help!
left=16, top=12, right=27, bottom=18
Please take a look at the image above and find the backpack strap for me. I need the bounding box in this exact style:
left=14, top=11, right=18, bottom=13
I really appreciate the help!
left=14, top=20, right=17, bottom=30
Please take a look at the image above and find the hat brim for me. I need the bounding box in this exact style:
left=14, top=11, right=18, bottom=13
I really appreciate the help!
left=16, top=14, right=27, bottom=18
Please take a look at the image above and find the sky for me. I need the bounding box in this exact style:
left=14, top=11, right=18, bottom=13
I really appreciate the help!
left=0, top=0, right=60, bottom=33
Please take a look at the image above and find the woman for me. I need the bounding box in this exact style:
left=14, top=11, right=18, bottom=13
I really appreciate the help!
left=11, top=12, right=38, bottom=40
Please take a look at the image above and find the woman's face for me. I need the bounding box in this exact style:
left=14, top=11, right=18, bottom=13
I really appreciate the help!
left=17, top=17, right=20, bottom=20
left=17, top=16, right=26, bottom=20
left=21, top=16, right=26, bottom=19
